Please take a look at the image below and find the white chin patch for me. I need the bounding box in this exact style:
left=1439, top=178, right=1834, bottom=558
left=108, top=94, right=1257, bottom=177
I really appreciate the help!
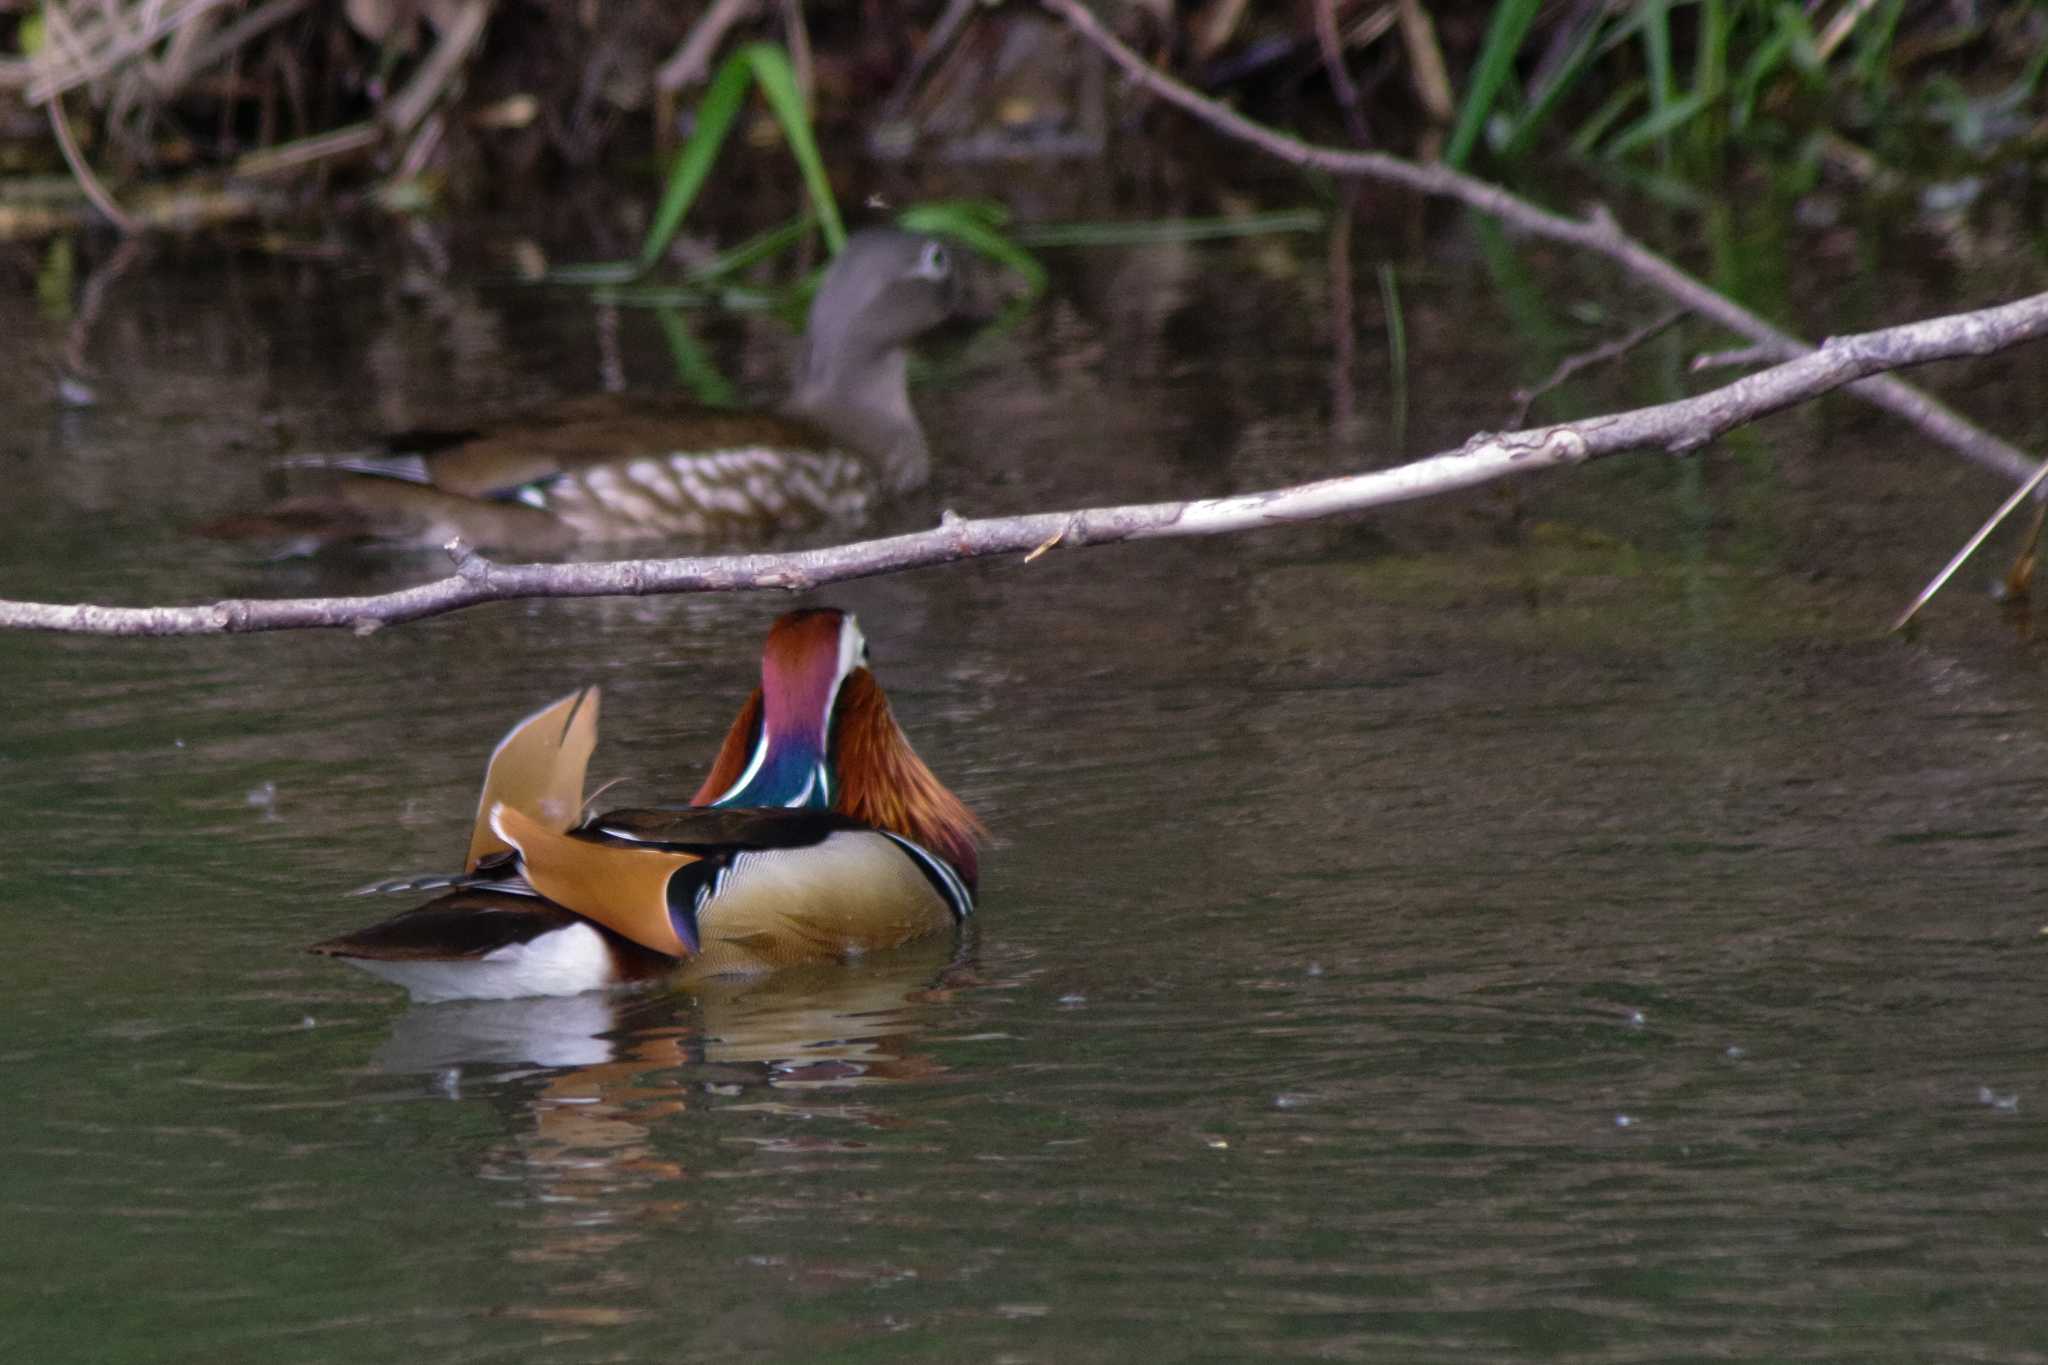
left=342, top=922, right=622, bottom=1003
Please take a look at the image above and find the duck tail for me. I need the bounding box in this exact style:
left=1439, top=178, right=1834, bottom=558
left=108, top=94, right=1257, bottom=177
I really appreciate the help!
left=465, top=687, right=602, bottom=872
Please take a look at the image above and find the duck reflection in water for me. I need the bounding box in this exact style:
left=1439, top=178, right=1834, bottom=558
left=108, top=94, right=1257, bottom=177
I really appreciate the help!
left=364, top=936, right=984, bottom=1254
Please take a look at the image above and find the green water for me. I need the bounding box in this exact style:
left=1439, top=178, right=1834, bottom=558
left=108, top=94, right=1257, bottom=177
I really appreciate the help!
left=2, top=223, right=2046, bottom=1363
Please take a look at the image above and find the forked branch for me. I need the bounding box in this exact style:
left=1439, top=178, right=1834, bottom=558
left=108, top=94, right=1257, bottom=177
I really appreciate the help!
left=3, top=291, right=2044, bottom=637
left=1034, top=0, right=2040, bottom=487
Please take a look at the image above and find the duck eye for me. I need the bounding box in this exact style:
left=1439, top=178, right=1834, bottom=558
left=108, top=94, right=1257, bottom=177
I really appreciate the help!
left=918, top=241, right=951, bottom=278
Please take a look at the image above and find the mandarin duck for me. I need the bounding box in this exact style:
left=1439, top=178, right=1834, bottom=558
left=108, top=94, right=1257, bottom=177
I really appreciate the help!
left=311, top=609, right=984, bottom=1002
left=210, top=229, right=959, bottom=556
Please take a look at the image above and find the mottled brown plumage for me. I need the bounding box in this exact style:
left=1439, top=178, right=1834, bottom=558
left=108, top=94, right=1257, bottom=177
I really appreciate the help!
left=210, top=230, right=960, bottom=555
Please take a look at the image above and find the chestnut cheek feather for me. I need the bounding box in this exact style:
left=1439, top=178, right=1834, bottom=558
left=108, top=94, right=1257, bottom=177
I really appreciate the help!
left=831, top=669, right=984, bottom=889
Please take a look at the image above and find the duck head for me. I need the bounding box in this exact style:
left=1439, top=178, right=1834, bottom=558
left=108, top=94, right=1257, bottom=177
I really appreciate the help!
left=703, top=608, right=865, bottom=810
left=698, top=608, right=984, bottom=887
left=788, top=229, right=960, bottom=493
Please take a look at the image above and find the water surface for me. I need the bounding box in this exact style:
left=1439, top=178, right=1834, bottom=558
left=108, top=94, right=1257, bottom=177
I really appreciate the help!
left=3, top=215, right=2047, bottom=1362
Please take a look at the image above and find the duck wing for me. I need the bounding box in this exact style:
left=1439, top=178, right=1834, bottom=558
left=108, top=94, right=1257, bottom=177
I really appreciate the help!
left=308, top=886, right=673, bottom=1001
left=492, top=804, right=968, bottom=977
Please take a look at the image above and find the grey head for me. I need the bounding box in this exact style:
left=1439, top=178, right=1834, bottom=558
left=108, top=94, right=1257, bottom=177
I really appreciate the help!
left=786, top=227, right=959, bottom=494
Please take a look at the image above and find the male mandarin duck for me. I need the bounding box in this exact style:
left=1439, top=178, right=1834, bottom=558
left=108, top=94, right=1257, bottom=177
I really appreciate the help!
left=310, top=608, right=985, bottom=1002
left=209, top=229, right=959, bottom=555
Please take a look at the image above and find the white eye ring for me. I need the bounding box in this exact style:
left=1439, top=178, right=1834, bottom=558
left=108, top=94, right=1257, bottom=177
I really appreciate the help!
left=917, top=241, right=951, bottom=279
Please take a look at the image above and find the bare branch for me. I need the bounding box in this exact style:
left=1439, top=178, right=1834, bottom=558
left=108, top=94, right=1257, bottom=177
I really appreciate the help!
left=1509, top=308, right=1687, bottom=428
left=5, top=291, right=2045, bottom=638
left=44, top=91, right=138, bottom=234
left=378, top=0, right=491, bottom=139
left=27, top=0, right=242, bottom=105
left=1035, top=0, right=2040, bottom=487
left=657, top=0, right=759, bottom=92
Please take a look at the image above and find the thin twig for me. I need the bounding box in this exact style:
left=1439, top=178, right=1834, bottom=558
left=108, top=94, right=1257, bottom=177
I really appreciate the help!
left=1036, top=0, right=2040, bottom=487
left=657, top=0, right=759, bottom=92
left=1313, top=0, right=1370, bottom=145
left=1510, top=309, right=1687, bottom=428
left=1192, top=0, right=1252, bottom=63
left=1891, top=458, right=2048, bottom=633
left=6, top=290, right=2047, bottom=638
left=1816, top=0, right=1885, bottom=63
left=1394, top=0, right=1453, bottom=122
left=45, top=92, right=139, bottom=233
left=380, top=0, right=491, bottom=139
left=1690, top=343, right=1781, bottom=372
left=780, top=0, right=813, bottom=114
left=64, top=234, right=145, bottom=374
left=183, top=0, right=316, bottom=85
left=878, top=0, right=977, bottom=121
left=231, top=121, right=383, bottom=178
left=28, top=0, right=240, bottom=104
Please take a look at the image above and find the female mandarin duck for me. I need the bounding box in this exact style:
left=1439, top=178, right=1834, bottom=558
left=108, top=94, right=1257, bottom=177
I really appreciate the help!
left=210, top=229, right=958, bottom=555
left=310, top=609, right=984, bottom=1002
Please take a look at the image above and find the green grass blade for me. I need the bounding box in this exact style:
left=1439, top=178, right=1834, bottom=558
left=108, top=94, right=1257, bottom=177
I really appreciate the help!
left=1605, top=89, right=1710, bottom=159
left=1377, top=262, right=1407, bottom=455
left=1444, top=0, right=1541, bottom=168
left=683, top=214, right=814, bottom=283
left=543, top=260, right=643, bottom=286
left=1582, top=158, right=1713, bottom=213
left=1772, top=3, right=1823, bottom=77
left=634, top=51, right=753, bottom=277
left=592, top=285, right=713, bottom=308
left=1502, top=7, right=1621, bottom=162
left=630, top=43, right=844, bottom=280
left=1570, top=79, right=1647, bottom=156
left=1640, top=0, right=1674, bottom=113
left=1693, top=0, right=1728, bottom=99
left=1010, top=210, right=1325, bottom=247
left=1732, top=28, right=1792, bottom=128
left=738, top=43, right=844, bottom=254
left=898, top=198, right=1013, bottom=232
left=1851, top=0, right=1908, bottom=89
left=653, top=308, right=738, bottom=407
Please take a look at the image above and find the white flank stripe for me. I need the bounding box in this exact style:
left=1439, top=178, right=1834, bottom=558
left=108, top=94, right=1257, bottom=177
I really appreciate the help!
left=342, top=922, right=621, bottom=1003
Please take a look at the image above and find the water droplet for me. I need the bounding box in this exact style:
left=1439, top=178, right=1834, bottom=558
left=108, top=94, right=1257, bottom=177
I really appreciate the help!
left=1614, top=1114, right=1634, bottom=1128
